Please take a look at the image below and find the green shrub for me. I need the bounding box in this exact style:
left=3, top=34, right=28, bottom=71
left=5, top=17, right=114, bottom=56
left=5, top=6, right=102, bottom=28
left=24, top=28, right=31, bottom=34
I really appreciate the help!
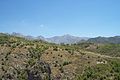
left=63, top=61, right=71, bottom=66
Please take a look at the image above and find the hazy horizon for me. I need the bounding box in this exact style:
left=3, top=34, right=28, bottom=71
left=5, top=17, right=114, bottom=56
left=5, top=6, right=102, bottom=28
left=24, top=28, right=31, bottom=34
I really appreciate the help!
left=0, top=32, right=120, bottom=38
left=0, top=0, right=120, bottom=37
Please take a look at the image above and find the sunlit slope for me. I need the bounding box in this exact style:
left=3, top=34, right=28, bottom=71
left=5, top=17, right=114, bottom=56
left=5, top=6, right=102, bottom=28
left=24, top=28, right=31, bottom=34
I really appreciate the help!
left=0, top=33, right=120, bottom=80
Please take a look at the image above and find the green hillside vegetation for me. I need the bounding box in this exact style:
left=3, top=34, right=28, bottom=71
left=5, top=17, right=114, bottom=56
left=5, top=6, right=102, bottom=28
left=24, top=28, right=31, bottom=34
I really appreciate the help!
left=87, top=36, right=120, bottom=44
left=0, top=33, right=120, bottom=80
left=77, top=58, right=120, bottom=80
left=75, top=42, right=120, bottom=57
left=96, top=44, right=120, bottom=57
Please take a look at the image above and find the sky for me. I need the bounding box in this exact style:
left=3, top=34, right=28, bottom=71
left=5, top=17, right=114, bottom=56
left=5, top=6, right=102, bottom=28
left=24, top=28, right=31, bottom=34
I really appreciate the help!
left=0, top=0, right=120, bottom=37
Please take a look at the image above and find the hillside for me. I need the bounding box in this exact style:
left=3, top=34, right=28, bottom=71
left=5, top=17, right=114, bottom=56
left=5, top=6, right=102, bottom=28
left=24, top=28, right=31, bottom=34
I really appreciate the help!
left=87, top=36, right=120, bottom=44
left=75, top=42, right=120, bottom=57
left=0, top=33, right=120, bottom=80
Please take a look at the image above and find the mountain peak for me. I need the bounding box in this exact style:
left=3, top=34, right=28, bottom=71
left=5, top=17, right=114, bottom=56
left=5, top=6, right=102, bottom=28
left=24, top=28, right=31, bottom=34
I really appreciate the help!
left=46, top=34, right=89, bottom=44
left=11, top=32, right=24, bottom=37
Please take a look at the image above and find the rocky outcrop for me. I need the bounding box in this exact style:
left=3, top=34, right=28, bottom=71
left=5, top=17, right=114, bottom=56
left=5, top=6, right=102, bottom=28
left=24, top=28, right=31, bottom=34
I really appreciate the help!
left=27, top=61, right=51, bottom=80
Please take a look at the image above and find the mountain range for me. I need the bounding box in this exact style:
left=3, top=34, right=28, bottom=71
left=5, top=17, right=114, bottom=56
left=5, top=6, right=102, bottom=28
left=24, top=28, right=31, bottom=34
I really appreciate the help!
left=88, top=36, right=120, bottom=44
left=8, top=32, right=120, bottom=44
left=11, top=32, right=89, bottom=44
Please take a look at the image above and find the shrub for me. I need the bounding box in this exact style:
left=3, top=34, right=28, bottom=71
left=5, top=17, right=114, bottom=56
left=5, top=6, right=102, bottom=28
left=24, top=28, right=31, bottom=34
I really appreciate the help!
left=53, top=47, right=58, bottom=51
left=63, top=61, right=71, bottom=66
left=59, top=67, right=64, bottom=73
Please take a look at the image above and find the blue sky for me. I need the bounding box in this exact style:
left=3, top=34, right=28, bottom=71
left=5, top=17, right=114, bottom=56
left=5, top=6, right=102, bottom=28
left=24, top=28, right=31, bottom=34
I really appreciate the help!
left=0, top=0, right=120, bottom=37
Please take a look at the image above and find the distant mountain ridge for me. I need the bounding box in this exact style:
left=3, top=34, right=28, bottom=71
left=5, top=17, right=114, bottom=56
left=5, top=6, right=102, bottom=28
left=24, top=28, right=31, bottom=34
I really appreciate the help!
left=5, top=32, right=120, bottom=44
left=46, top=34, right=89, bottom=44
left=10, top=32, right=89, bottom=44
left=87, top=36, right=120, bottom=44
